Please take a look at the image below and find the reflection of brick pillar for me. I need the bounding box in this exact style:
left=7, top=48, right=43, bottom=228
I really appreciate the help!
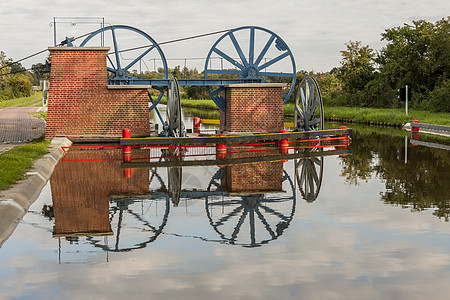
left=46, top=47, right=150, bottom=139
left=225, top=146, right=283, bottom=192
left=219, top=83, right=285, bottom=133
left=51, top=149, right=150, bottom=236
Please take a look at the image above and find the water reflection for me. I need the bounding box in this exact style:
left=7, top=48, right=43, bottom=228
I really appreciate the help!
left=337, top=125, right=450, bottom=220
left=44, top=146, right=341, bottom=255
left=205, top=167, right=295, bottom=247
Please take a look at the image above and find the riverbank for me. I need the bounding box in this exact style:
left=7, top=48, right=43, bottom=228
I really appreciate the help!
left=161, top=98, right=450, bottom=127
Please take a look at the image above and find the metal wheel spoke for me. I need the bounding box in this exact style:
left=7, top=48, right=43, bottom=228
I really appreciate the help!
left=107, top=67, right=117, bottom=74
left=213, top=48, right=245, bottom=70
left=254, top=34, right=276, bottom=66
left=229, top=32, right=249, bottom=67
left=307, top=162, right=319, bottom=187
left=123, top=45, right=155, bottom=72
left=255, top=207, right=276, bottom=239
left=258, top=204, right=290, bottom=222
left=214, top=205, right=245, bottom=226
left=295, top=104, right=304, bottom=119
left=231, top=207, right=248, bottom=241
left=111, top=28, right=121, bottom=70
left=312, top=157, right=322, bottom=167
left=309, top=117, right=322, bottom=126
left=258, top=52, right=290, bottom=70
left=259, top=71, right=295, bottom=78
left=107, top=56, right=116, bottom=70
left=205, top=69, right=243, bottom=76
left=249, top=28, right=255, bottom=65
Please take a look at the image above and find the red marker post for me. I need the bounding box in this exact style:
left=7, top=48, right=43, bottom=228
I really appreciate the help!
left=278, top=129, right=289, bottom=154
left=216, top=133, right=227, bottom=160
left=122, top=128, right=132, bottom=178
left=193, top=117, right=201, bottom=134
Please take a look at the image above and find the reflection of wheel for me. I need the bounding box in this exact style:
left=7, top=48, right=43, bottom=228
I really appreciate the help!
left=87, top=168, right=170, bottom=252
left=205, top=168, right=296, bottom=247
left=165, top=78, right=185, bottom=137
left=294, top=76, right=324, bottom=131
left=168, top=166, right=182, bottom=207
left=204, top=26, right=296, bottom=111
left=295, top=157, right=323, bottom=203
left=79, top=25, right=168, bottom=113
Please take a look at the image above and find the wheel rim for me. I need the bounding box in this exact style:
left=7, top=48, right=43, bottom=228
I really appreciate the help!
left=166, top=78, right=184, bottom=137
left=204, top=26, right=296, bottom=111
left=294, top=76, right=324, bottom=131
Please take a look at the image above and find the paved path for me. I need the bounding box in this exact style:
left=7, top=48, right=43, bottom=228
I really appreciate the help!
left=0, top=107, right=46, bottom=154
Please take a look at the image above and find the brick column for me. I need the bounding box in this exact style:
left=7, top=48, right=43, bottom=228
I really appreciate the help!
left=220, top=83, right=285, bottom=133
left=46, top=47, right=150, bottom=139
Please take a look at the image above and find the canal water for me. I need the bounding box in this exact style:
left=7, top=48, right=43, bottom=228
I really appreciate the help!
left=0, top=108, right=449, bottom=299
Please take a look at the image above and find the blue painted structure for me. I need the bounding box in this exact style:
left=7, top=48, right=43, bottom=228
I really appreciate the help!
left=75, top=25, right=296, bottom=116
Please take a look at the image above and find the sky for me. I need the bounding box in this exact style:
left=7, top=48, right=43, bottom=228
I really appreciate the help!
left=0, top=0, right=448, bottom=73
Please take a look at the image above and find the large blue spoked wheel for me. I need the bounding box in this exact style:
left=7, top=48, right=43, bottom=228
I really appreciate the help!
left=79, top=25, right=169, bottom=111
left=204, top=26, right=296, bottom=111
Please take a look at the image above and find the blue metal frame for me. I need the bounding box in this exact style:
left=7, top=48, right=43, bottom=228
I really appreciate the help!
left=78, top=25, right=296, bottom=113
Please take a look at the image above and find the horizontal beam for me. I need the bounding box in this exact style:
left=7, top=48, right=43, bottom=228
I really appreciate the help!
left=410, top=122, right=450, bottom=133
left=121, top=148, right=352, bottom=169
left=120, top=128, right=352, bottom=146
left=108, top=78, right=265, bottom=87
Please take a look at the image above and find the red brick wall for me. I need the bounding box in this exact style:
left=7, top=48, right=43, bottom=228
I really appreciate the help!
left=46, top=47, right=150, bottom=139
left=220, top=85, right=284, bottom=133
left=224, top=146, right=283, bottom=192
left=51, top=149, right=150, bottom=236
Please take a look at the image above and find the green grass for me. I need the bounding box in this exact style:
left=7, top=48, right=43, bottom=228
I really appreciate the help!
left=158, top=97, right=219, bottom=110
left=160, top=98, right=449, bottom=126
left=18, top=98, right=43, bottom=107
left=0, top=136, right=49, bottom=191
left=284, top=104, right=450, bottom=127
left=0, top=92, right=43, bottom=108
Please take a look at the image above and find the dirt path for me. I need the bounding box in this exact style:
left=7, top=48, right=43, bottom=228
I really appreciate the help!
left=0, top=106, right=46, bottom=154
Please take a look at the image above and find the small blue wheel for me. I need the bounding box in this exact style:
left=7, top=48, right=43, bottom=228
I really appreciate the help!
left=204, top=26, right=296, bottom=111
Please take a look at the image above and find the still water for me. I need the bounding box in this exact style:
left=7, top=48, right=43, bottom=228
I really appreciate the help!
left=0, top=116, right=449, bottom=299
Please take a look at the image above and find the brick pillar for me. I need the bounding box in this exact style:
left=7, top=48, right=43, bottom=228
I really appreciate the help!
left=46, top=47, right=150, bottom=139
left=224, top=146, right=284, bottom=193
left=220, top=83, right=285, bottom=133
left=51, top=149, right=150, bottom=236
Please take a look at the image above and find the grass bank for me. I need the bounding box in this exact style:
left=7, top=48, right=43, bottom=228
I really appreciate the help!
left=158, top=98, right=449, bottom=126
left=0, top=136, right=49, bottom=191
left=284, top=104, right=450, bottom=127
left=0, top=92, right=43, bottom=109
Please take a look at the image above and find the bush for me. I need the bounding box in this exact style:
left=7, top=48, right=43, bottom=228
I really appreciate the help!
left=422, top=79, right=450, bottom=112
left=8, top=74, right=32, bottom=98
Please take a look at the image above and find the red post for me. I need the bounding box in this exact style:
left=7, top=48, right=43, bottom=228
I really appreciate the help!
left=411, top=120, right=420, bottom=141
left=337, top=126, right=349, bottom=149
left=278, top=129, right=289, bottom=154
left=216, top=133, right=227, bottom=160
left=193, top=117, right=201, bottom=134
left=122, top=128, right=132, bottom=178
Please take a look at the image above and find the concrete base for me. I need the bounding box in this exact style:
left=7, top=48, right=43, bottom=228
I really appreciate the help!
left=0, top=137, right=72, bottom=248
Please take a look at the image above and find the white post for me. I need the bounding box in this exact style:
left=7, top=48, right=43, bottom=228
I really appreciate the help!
left=405, top=84, right=408, bottom=116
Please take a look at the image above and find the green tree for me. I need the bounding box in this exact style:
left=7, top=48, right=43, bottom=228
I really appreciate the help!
left=8, top=74, right=32, bottom=98
left=377, top=18, right=450, bottom=109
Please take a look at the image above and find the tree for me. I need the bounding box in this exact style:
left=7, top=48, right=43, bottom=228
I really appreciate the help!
left=377, top=17, right=450, bottom=109
left=338, top=41, right=376, bottom=95
left=8, top=74, right=32, bottom=98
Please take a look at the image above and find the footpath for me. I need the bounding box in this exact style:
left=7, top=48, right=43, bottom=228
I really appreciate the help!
left=0, top=106, right=46, bottom=153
